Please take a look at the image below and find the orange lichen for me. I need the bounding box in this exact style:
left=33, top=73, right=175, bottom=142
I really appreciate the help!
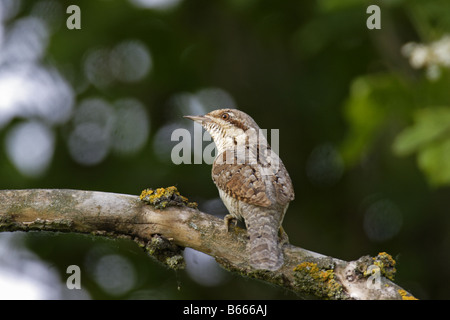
left=293, top=261, right=345, bottom=299
left=140, top=186, right=197, bottom=209
left=373, top=252, right=397, bottom=281
left=398, top=289, right=418, bottom=300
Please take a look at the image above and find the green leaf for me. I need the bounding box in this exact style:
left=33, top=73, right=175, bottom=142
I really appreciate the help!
left=393, top=107, right=450, bottom=187
left=392, top=107, right=450, bottom=156
left=417, top=138, right=450, bottom=187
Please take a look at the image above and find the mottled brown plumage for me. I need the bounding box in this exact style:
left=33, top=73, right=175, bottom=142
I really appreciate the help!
left=184, top=109, right=294, bottom=271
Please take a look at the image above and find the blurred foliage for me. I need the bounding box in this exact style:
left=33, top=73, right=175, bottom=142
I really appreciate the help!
left=1, top=0, right=450, bottom=299
left=393, top=106, right=450, bottom=187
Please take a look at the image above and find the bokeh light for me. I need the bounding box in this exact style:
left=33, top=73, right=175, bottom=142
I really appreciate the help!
left=0, top=64, right=74, bottom=127
left=110, top=40, right=152, bottom=83
left=0, top=16, right=48, bottom=63
left=129, top=0, right=183, bottom=11
left=0, top=1, right=73, bottom=178
left=68, top=97, right=149, bottom=165
left=5, top=121, right=55, bottom=177
left=68, top=98, right=114, bottom=166
left=184, top=248, right=228, bottom=287
left=84, top=40, right=152, bottom=88
left=0, top=233, right=90, bottom=300
left=0, top=0, right=21, bottom=22
left=92, top=254, right=137, bottom=296
left=83, top=48, right=114, bottom=88
left=363, top=197, right=403, bottom=242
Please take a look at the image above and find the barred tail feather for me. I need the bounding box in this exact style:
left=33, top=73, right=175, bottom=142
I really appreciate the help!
left=246, top=210, right=283, bottom=271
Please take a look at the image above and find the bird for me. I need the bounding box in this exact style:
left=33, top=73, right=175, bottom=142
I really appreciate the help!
left=184, top=108, right=295, bottom=271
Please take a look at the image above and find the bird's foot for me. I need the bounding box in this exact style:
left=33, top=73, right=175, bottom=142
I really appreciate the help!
left=224, top=214, right=238, bottom=232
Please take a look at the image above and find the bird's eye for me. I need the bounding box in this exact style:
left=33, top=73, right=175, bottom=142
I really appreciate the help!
left=221, top=113, right=230, bottom=120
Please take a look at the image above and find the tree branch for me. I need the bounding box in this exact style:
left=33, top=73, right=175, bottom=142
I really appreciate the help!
left=0, top=188, right=416, bottom=300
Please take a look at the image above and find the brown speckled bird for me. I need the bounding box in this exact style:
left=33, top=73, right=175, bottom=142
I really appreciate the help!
left=185, top=109, right=294, bottom=271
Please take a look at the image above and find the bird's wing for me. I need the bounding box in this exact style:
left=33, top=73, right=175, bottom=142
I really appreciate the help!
left=212, top=150, right=294, bottom=207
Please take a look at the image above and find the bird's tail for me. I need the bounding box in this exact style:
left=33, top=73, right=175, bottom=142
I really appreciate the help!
left=245, top=209, right=284, bottom=271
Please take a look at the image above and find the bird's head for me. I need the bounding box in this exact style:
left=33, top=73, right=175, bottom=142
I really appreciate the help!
left=184, top=109, right=262, bottom=153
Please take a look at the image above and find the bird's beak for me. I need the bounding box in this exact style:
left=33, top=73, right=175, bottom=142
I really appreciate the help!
left=183, top=115, right=211, bottom=124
